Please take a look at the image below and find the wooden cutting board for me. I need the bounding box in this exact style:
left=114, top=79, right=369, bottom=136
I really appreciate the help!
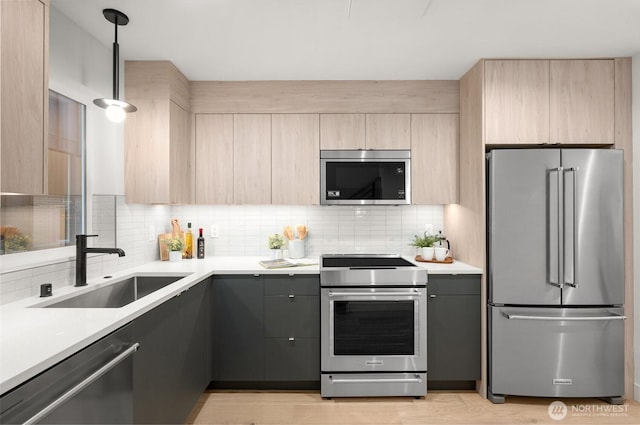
left=158, top=233, right=172, bottom=261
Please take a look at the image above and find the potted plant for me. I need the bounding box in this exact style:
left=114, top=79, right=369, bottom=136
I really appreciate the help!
left=164, top=237, right=184, bottom=262
left=268, top=234, right=285, bottom=259
left=410, top=232, right=439, bottom=260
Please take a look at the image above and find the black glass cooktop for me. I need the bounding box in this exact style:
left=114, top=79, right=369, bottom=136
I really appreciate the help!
left=321, top=256, right=416, bottom=268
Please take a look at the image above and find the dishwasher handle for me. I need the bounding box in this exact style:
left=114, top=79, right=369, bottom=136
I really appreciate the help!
left=23, top=342, right=140, bottom=425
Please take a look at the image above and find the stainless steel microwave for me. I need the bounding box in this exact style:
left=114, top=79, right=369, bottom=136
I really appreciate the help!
left=320, top=150, right=411, bottom=205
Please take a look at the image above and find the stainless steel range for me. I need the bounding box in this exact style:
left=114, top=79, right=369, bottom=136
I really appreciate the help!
left=320, top=254, right=428, bottom=398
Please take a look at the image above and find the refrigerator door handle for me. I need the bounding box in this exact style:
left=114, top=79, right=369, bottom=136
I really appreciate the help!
left=505, top=313, right=625, bottom=321
left=564, top=167, right=579, bottom=288
left=548, top=167, right=562, bottom=288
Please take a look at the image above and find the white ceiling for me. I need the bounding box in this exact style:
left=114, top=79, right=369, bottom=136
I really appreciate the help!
left=52, top=0, right=640, bottom=81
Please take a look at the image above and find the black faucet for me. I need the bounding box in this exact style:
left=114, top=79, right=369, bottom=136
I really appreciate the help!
left=75, top=234, right=125, bottom=286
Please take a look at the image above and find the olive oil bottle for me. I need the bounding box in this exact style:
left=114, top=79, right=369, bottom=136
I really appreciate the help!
left=183, top=222, right=193, bottom=259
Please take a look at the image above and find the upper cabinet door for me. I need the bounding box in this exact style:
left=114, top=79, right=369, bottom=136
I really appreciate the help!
left=272, top=114, right=320, bottom=205
left=1, top=0, right=48, bottom=194
left=234, top=114, right=271, bottom=204
left=124, top=99, right=171, bottom=204
left=550, top=60, right=615, bottom=144
left=484, top=60, right=550, bottom=145
left=365, top=114, right=411, bottom=149
left=125, top=61, right=193, bottom=204
left=194, top=114, right=234, bottom=204
left=319, top=114, right=365, bottom=150
left=169, top=102, right=192, bottom=204
left=411, top=114, right=459, bottom=204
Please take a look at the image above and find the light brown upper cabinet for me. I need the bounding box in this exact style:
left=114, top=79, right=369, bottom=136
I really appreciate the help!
left=411, top=114, right=459, bottom=204
left=272, top=114, right=320, bottom=205
left=125, top=61, right=192, bottom=204
left=1, top=0, right=49, bottom=194
left=320, top=114, right=365, bottom=150
left=194, top=114, right=234, bottom=204
left=320, top=113, right=410, bottom=150
left=485, top=60, right=549, bottom=145
left=484, top=59, right=615, bottom=146
left=233, top=114, right=271, bottom=204
left=365, top=114, right=411, bottom=149
left=550, top=60, right=615, bottom=144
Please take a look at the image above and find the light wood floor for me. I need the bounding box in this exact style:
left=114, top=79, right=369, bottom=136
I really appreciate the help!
left=186, top=390, right=640, bottom=425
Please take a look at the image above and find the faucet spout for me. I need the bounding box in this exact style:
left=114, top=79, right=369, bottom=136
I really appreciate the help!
left=84, top=247, right=126, bottom=257
left=75, top=234, right=126, bottom=287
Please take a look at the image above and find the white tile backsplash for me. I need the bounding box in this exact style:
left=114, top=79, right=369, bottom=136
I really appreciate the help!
left=1, top=197, right=443, bottom=304
left=172, top=204, right=443, bottom=258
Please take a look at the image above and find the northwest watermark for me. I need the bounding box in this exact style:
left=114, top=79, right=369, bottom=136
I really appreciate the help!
left=548, top=400, right=629, bottom=421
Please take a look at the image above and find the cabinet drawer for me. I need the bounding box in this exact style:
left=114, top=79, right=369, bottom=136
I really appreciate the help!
left=264, top=295, right=319, bottom=338
left=428, top=275, right=480, bottom=295
left=265, top=338, right=320, bottom=381
left=264, top=275, right=319, bottom=296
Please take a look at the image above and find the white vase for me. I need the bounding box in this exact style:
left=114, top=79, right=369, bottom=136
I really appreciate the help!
left=169, top=250, right=182, bottom=262
left=421, top=247, right=435, bottom=260
left=270, top=249, right=282, bottom=260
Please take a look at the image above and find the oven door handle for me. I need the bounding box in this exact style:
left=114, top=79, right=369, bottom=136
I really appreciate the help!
left=328, top=290, right=422, bottom=297
left=329, top=375, right=423, bottom=384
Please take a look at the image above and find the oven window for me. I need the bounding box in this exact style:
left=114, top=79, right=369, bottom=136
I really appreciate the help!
left=325, top=162, right=406, bottom=200
left=333, top=300, right=415, bottom=355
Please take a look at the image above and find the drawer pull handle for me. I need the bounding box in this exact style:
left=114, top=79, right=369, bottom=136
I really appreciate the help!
left=288, top=294, right=295, bottom=298
left=288, top=337, right=295, bottom=341
left=429, top=294, right=437, bottom=298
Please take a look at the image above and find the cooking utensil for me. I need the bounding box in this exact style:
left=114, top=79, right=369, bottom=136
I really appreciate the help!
left=283, top=225, right=294, bottom=240
left=296, top=225, right=308, bottom=240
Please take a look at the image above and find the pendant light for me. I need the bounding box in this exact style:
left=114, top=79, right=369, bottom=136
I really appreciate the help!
left=93, top=8, right=136, bottom=123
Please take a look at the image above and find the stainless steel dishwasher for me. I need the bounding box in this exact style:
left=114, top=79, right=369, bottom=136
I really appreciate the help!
left=0, top=324, right=139, bottom=424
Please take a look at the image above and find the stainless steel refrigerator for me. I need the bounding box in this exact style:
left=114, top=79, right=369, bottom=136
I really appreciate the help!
left=487, top=149, right=625, bottom=404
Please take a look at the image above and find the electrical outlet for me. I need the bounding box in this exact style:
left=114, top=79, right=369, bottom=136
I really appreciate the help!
left=424, top=224, right=433, bottom=234
left=149, top=225, right=156, bottom=241
left=210, top=224, right=219, bottom=238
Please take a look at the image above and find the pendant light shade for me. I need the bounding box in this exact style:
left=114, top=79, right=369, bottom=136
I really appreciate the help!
left=93, top=8, right=136, bottom=122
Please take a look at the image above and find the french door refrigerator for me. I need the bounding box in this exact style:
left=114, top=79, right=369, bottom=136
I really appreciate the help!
left=487, top=149, right=625, bottom=404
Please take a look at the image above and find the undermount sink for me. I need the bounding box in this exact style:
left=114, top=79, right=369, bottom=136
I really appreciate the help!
left=42, top=274, right=190, bottom=308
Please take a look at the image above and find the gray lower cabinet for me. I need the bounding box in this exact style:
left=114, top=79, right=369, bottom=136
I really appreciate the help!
left=427, top=274, right=481, bottom=388
left=211, top=275, right=264, bottom=381
left=264, top=275, right=320, bottom=382
left=212, top=274, right=320, bottom=387
left=133, top=279, right=210, bottom=424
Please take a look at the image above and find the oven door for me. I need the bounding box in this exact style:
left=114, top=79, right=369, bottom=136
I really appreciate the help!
left=321, top=287, right=426, bottom=372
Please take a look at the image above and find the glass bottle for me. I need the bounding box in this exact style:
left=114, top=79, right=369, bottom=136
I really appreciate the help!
left=183, top=222, right=193, bottom=259
left=197, top=228, right=205, bottom=259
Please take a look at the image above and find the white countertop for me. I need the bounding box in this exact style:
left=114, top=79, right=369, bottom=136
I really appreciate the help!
left=0, top=255, right=481, bottom=393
